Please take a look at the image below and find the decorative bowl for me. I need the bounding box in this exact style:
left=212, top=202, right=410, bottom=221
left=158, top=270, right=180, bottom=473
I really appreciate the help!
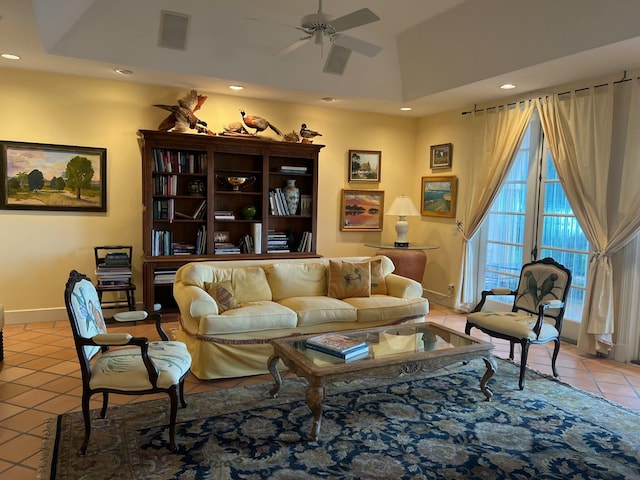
left=216, top=175, right=256, bottom=191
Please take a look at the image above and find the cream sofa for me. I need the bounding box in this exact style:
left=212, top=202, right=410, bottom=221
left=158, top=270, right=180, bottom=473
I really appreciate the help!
left=174, top=255, right=429, bottom=379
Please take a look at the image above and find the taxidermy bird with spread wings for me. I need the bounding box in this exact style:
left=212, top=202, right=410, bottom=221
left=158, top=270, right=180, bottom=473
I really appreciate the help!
left=240, top=110, right=283, bottom=137
left=155, top=90, right=213, bottom=134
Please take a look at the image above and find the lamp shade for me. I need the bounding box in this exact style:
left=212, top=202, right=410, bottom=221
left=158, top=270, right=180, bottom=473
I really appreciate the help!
left=385, top=195, right=420, bottom=217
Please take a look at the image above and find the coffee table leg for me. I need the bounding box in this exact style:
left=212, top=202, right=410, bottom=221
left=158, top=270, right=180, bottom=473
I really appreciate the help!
left=267, top=354, right=282, bottom=398
left=306, top=385, right=324, bottom=441
left=480, top=357, right=497, bottom=401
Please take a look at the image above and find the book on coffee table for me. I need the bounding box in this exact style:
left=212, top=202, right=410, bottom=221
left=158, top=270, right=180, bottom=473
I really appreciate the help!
left=305, top=333, right=369, bottom=359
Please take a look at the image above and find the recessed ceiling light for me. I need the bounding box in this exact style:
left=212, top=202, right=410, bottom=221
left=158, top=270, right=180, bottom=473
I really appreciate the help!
left=1, top=53, right=21, bottom=60
left=400, top=107, right=413, bottom=111
left=500, top=83, right=516, bottom=90
left=114, top=68, right=133, bottom=75
left=229, top=85, right=244, bottom=91
left=321, top=97, right=336, bottom=102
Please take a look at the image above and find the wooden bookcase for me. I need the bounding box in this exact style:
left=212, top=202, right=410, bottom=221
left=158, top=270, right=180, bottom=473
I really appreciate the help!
left=138, top=130, right=323, bottom=316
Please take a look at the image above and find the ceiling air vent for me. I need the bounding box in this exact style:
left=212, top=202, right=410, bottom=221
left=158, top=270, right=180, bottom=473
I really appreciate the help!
left=158, top=11, right=190, bottom=51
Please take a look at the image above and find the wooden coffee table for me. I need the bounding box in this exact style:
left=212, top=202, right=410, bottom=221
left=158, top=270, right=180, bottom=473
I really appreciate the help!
left=267, top=322, right=496, bottom=441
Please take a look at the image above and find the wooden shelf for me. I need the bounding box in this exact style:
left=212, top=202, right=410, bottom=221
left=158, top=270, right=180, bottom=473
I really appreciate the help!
left=138, top=130, right=323, bottom=314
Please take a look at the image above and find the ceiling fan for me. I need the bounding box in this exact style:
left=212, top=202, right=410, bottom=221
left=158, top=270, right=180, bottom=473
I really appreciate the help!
left=275, top=0, right=382, bottom=75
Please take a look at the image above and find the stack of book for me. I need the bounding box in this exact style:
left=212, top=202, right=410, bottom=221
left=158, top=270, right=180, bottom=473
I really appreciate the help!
left=305, top=333, right=370, bottom=360
left=214, top=210, right=235, bottom=220
left=96, top=252, right=131, bottom=286
left=214, top=242, right=241, bottom=254
left=267, top=231, right=290, bottom=253
left=280, top=165, right=308, bottom=174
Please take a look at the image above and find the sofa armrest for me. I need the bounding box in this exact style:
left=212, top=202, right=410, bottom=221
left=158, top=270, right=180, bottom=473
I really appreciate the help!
left=173, top=281, right=219, bottom=324
left=385, top=273, right=423, bottom=298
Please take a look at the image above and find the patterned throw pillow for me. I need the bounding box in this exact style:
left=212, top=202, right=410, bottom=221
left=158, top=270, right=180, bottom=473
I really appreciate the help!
left=328, top=260, right=371, bottom=299
left=204, top=281, right=238, bottom=312
left=370, top=258, right=387, bottom=295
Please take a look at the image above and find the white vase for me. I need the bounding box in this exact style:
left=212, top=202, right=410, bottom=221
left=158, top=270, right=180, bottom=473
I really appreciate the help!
left=284, top=179, right=300, bottom=215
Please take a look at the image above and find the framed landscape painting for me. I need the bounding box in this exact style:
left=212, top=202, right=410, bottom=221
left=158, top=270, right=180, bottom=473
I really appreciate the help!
left=348, top=150, right=381, bottom=182
left=421, top=176, right=457, bottom=217
left=341, top=189, right=384, bottom=231
left=0, top=141, right=107, bottom=212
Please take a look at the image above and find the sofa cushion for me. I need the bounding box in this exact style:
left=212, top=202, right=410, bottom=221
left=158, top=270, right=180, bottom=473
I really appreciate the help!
left=369, top=258, right=387, bottom=295
left=328, top=260, right=371, bottom=299
left=278, top=296, right=357, bottom=326
left=199, top=301, right=297, bottom=335
left=264, top=263, right=327, bottom=301
left=204, top=281, right=238, bottom=312
left=343, top=296, right=428, bottom=323
left=232, top=266, right=272, bottom=303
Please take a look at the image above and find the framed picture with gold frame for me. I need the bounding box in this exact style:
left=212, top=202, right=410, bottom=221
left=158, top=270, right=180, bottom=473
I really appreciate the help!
left=340, top=189, right=384, bottom=231
left=421, top=176, right=457, bottom=218
left=0, top=140, right=107, bottom=212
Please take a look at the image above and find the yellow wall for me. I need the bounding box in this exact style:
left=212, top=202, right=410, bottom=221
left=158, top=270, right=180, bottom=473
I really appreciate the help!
left=0, top=68, right=421, bottom=322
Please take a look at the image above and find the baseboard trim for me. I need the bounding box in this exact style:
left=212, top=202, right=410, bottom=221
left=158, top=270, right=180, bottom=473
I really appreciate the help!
left=4, top=304, right=141, bottom=325
left=5, top=307, right=68, bottom=325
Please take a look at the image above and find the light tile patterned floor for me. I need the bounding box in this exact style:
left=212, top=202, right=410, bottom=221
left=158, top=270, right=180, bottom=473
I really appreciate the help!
left=0, top=304, right=639, bottom=479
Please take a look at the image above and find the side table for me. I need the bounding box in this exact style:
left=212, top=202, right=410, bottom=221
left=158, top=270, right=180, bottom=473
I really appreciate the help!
left=365, top=244, right=439, bottom=283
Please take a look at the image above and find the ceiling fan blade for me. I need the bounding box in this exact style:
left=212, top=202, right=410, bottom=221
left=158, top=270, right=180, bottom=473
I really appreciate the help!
left=328, top=8, right=380, bottom=32
left=323, top=44, right=351, bottom=75
left=275, top=36, right=312, bottom=56
left=332, top=34, right=382, bottom=57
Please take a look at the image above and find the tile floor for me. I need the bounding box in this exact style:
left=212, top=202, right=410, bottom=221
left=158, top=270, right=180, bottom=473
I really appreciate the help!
left=1, top=303, right=639, bottom=479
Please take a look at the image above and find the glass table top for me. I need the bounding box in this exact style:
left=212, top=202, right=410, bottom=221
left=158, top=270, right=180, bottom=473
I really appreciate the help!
left=289, top=323, right=480, bottom=366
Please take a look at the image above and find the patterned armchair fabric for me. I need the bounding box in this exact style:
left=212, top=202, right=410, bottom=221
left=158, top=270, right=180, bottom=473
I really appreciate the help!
left=64, top=270, right=192, bottom=454
left=466, top=258, right=572, bottom=390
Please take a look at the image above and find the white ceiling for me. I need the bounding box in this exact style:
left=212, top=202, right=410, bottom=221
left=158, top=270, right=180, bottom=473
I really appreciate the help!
left=2, top=0, right=640, bottom=117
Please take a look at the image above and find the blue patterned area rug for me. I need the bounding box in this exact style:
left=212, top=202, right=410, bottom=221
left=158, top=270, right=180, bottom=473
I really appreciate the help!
left=40, top=359, right=640, bottom=479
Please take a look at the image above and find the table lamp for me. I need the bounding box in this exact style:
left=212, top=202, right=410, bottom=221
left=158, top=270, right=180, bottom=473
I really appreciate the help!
left=385, top=195, right=420, bottom=247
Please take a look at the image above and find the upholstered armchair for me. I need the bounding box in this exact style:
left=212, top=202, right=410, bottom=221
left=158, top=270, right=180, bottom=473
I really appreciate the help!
left=465, top=257, right=572, bottom=390
left=64, top=270, right=192, bottom=454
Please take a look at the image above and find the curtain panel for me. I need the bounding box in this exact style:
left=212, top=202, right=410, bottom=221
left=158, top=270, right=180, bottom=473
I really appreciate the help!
left=536, top=81, right=640, bottom=356
left=456, top=101, right=534, bottom=311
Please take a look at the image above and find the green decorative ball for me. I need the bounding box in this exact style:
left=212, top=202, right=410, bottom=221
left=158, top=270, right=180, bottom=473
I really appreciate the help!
left=241, top=205, right=257, bottom=219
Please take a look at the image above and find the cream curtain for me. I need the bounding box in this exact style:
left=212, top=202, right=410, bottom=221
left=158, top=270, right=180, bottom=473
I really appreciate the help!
left=456, top=101, right=535, bottom=311
left=536, top=80, right=640, bottom=355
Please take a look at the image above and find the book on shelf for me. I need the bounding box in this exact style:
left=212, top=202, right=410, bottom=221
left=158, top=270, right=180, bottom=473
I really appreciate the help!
left=305, top=333, right=368, bottom=355
left=252, top=223, right=262, bottom=254
left=192, top=200, right=207, bottom=219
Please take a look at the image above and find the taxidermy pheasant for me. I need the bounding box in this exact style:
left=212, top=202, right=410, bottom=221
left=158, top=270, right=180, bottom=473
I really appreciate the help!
left=300, top=123, right=322, bottom=143
left=240, top=110, right=283, bottom=137
left=155, top=90, right=213, bottom=134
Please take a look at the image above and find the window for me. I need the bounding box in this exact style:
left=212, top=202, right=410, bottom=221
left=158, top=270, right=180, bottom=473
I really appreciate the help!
left=477, top=116, right=589, bottom=324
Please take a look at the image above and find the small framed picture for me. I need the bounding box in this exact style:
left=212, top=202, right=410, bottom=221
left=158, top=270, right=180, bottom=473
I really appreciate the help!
left=348, top=150, right=381, bottom=182
left=213, top=231, right=231, bottom=243
left=430, top=143, right=453, bottom=169
left=421, top=176, right=457, bottom=218
left=341, top=189, right=384, bottom=231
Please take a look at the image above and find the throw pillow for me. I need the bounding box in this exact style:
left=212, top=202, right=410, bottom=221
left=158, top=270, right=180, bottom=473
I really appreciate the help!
left=328, top=260, right=371, bottom=299
left=369, top=258, right=388, bottom=295
left=204, top=280, right=238, bottom=313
